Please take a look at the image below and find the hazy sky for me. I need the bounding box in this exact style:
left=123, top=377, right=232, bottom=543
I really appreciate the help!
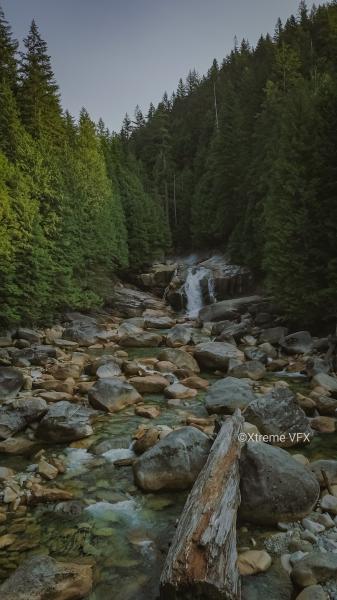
left=3, top=0, right=302, bottom=131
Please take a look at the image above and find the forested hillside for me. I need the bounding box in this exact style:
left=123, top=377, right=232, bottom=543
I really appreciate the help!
left=0, top=8, right=170, bottom=326
left=1, top=2, right=337, bottom=327
left=129, top=1, right=337, bottom=323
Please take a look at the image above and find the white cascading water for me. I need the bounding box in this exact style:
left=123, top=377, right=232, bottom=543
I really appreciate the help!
left=185, top=266, right=210, bottom=318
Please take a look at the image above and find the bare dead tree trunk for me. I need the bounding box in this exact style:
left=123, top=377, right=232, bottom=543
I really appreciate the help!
left=160, top=410, right=244, bottom=600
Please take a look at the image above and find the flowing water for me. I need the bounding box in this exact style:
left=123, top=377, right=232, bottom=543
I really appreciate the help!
left=184, top=266, right=214, bottom=318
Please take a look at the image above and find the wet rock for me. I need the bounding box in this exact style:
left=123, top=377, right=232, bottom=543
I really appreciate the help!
left=229, top=360, right=266, bottom=381
left=158, top=348, right=200, bottom=373
left=15, top=327, right=41, bottom=344
left=259, top=327, right=288, bottom=345
left=36, top=401, right=95, bottom=442
left=291, top=551, right=337, bottom=587
left=29, top=483, right=74, bottom=504
left=180, top=375, right=209, bottom=390
left=86, top=355, right=122, bottom=377
left=311, top=373, right=337, bottom=396
left=305, top=358, right=331, bottom=378
left=49, top=363, right=82, bottom=380
left=133, top=427, right=161, bottom=454
left=133, top=426, right=211, bottom=491
left=164, top=383, right=197, bottom=399
left=244, top=347, right=268, bottom=364
left=244, top=386, right=313, bottom=448
left=129, top=375, right=168, bottom=394
left=166, top=325, right=192, bottom=347
left=194, top=341, right=244, bottom=371
left=0, top=367, right=24, bottom=400
left=38, top=459, right=59, bottom=480
left=0, top=436, right=37, bottom=455
left=206, top=377, right=255, bottom=415
left=88, top=378, right=141, bottom=413
left=199, top=295, right=261, bottom=322
left=280, top=331, right=313, bottom=355
left=311, top=416, right=335, bottom=433
left=40, top=391, right=74, bottom=403
left=238, top=550, right=272, bottom=576
left=120, top=330, right=162, bottom=347
left=0, top=555, right=92, bottom=599
left=134, top=405, right=160, bottom=419
left=239, top=442, right=320, bottom=525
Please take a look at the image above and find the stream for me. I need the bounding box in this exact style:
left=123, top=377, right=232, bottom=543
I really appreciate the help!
left=0, top=261, right=337, bottom=599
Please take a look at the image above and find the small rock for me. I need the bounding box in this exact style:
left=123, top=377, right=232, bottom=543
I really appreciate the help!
left=238, top=550, right=272, bottom=576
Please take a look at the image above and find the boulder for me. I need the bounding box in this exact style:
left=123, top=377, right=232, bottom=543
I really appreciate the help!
left=129, top=374, right=168, bottom=393
left=166, top=325, right=192, bottom=347
left=229, top=360, right=266, bottom=381
left=0, top=367, right=24, bottom=400
left=15, top=327, right=41, bottom=344
left=238, top=550, right=272, bottom=576
left=62, top=314, right=103, bottom=347
left=259, top=327, right=288, bottom=345
left=244, top=347, right=268, bottom=365
left=119, top=331, right=162, bottom=347
left=239, top=442, right=319, bottom=525
left=0, top=555, right=92, bottom=600
left=242, top=561, right=293, bottom=600
left=0, top=436, right=37, bottom=455
left=311, top=373, right=337, bottom=395
left=88, top=378, right=141, bottom=412
left=295, top=586, right=328, bottom=600
left=86, top=355, right=121, bottom=377
left=280, top=331, right=313, bottom=355
left=135, top=405, right=160, bottom=419
left=291, top=551, right=337, bottom=587
left=133, top=426, right=211, bottom=491
left=107, top=285, right=167, bottom=317
left=180, top=375, right=209, bottom=390
left=144, top=316, right=175, bottom=329
left=199, top=296, right=261, bottom=322
left=164, top=383, right=197, bottom=399
left=194, top=342, right=244, bottom=371
left=50, top=363, right=82, bottom=380
left=244, top=386, right=313, bottom=447
left=0, top=398, right=47, bottom=440
left=158, top=348, right=200, bottom=373
left=36, top=401, right=95, bottom=442
left=205, top=377, right=255, bottom=415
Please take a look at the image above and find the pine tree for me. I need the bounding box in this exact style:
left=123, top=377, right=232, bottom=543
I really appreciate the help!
left=0, top=5, right=18, bottom=89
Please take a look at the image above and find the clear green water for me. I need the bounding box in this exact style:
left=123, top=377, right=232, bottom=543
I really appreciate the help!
left=0, top=351, right=336, bottom=598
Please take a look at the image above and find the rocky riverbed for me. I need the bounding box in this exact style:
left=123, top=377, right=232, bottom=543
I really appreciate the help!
left=0, top=274, right=337, bottom=599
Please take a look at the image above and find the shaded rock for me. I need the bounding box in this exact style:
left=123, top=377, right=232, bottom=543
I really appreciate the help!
left=36, top=401, right=95, bottom=442
left=180, top=375, right=209, bottom=390
left=0, top=555, right=92, bottom=600
left=239, top=442, right=320, bottom=525
left=135, top=405, right=160, bottom=419
left=206, top=377, right=255, bottom=415
left=242, top=561, right=293, bottom=600
left=133, top=426, right=211, bottom=491
left=96, top=362, right=122, bottom=379
left=133, top=427, right=161, bottom=454
left=129, top=374, right=168, bottom=394
left=229, top=360, right=266, bottom=381
left=0, top=398, right=47, bottom=440
left=0, top=436, right=38, bottom=455
left=215, top=320, right=252, bottom=342
left=244, top=386, right=313, bottom=447
left=320, top=494, right=337, bottom=515
left=120, top=331, right=162, bottom=347
left=260, top=327, right=288, bottom=345
left=15, top=327, right=41, bottom=344
left=194, top=341, right=244, bottom=371
left=311, top=394, right=337, bottom=415
left=158, top=348, right=200, bottom=373
left=295, top=586, right=328, bottom=600
left=86, top=355, right=121, bottom=377
left=311, top=416, right=335, bottom=432
left=164, top=383, right=197, bottom=399
left=0, top=367, right=24, bottom=400
left=280, top=331, right=313, bottom=355
left=306, top=358, right=331, bottom=378
left=144, top=316, right=175, bottom=329
left=291, top=551, right=337, bottom=587
left=62, top=315, right=102, bottom=347
left=244, top=347, right=268, bottom=365
left=107, top=285, right=167, bottom=317
left=166, top=325, right=192, bottom=347
left=199, top=296, right=262, bottom=322
left=50, top=363, right=82, bottom=380
left=0, top=466, right=15, bottom=481
left=88, top=378, right=141, bottom=413
left=40, top=391, right=73, bottom=403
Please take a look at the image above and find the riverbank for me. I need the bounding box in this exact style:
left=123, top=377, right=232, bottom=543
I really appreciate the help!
left=0, top=268, right=337, bottom=599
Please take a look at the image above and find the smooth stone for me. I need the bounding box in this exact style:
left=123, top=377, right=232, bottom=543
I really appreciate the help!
left=320, top=494, right=337, bottom=515
left=164, top=383, right=197, bottom=399
left=241, top=561, right=293, bottom=600
left=158, top=348, right=200, bottom=373
left=180, top=375, right=209, bottom=390
left=238, top=550, right=272, bottom=576
left=129, top=375, right=168, bottom=394
left=36, top=401, right=94, bottom=442
left=280, top=331, right=313, bottom=355
left=194, top=341, right=244, bottom=371
left=291, top=551, right=337, bottom=587
left=311, top=373, right=337, bottom=394
left=205, top=377, right=255, bottom=415
left=166, top=325, right=192, bottom=347
left=0, top=367, right=25, bottom=400
left=295, top=585, right=328, bottom=600
left=135, top=405, right=160, bottom=419
left=88, top=378, right=141, bottom=413
left=229, top=360, right=266, bottom=381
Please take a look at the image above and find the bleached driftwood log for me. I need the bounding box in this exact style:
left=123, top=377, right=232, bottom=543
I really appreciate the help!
left=160, top=410, right=244, bottom=600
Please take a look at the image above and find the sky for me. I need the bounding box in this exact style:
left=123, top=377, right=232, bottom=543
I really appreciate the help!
left=3, top=0, right=303, bottom=132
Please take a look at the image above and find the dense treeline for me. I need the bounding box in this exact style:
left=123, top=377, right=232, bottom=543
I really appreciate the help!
left=129, top=1, right=337, bottom=323
left=0, top=8, right=170, bottom=326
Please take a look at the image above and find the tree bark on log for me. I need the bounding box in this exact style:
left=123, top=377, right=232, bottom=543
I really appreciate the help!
left=160, top=410, right=244, bottom=600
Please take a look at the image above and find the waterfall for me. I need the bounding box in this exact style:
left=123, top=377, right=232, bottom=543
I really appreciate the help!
left=184, top=266, right=209, bottom=318
left=208, top=276, right=217, bottom=304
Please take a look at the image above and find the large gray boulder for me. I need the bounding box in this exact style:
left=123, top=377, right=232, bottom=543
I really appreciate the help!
left=15, top=327, right=41, bottom=344
left=158, top=348, right=200, bottom=373
left=259, top=327, right=288, bottom=344
left=133, top=426, right=211, bottom=491
left=166, top=325, right=192, bottom=347
left=144, top=315, right=175, bottom=329
left=280, top=331, right=313, bottom=355
left=0, top=398, right=47, bottom=440
left=36, top=401, right=95, bottom=442
left=0, top=555, right=93, bottom=600
left=63, top=321, right=102, bottom=347
left=239, top=442, right=320, bottom=525
left=244, top=386, right=313, bottom=447
left=199, top=296, right=261, bottom=322
left=0, top=367, right=25, bottom=400
left=119, top=330, right=162, bottom=347
left=194, top=342, right=244, bottom=371
left=206, top=377, right=255, bottom=415
left=88, top=378, right=141, bottom=413
left=228, top=360, right=266, bottom=381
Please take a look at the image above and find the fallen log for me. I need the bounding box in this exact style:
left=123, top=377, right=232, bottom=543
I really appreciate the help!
left=160, top=410, right=244, bottom=600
